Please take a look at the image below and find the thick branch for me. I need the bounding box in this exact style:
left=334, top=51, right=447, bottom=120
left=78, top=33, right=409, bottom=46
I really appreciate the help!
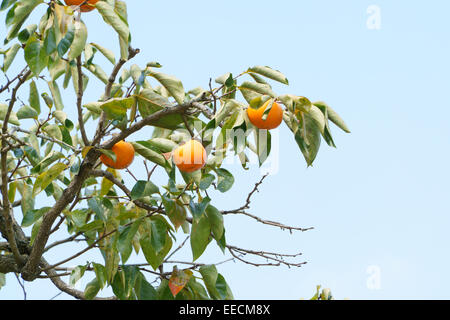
left=20, top=150, right=100, bottom=281
left=20, top=96, right=206, bottom=280
left=0, top=254, right=21, bottom=273
left=1, top=69, right=31, bottom=267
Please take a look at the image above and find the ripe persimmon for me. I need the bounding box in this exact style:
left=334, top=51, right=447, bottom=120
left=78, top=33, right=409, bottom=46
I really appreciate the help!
left=247, top=100, right=283, bottom=130
left=64, top=0, right=99, bottom=12
left=100, top=140, right=135, bottom=169
left=172, top=140, right=207, bottom=173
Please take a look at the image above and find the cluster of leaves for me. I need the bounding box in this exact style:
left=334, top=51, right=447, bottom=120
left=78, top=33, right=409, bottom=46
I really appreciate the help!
left=309, top=285, right=334, bottom=300
left=0, top=0, right=349, bottom=300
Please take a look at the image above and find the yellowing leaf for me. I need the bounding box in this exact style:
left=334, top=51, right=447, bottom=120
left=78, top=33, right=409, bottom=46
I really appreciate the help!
left=168, top=267, right=193, bottom=297
left=82, top=146, right=93, bottom=158
left=33, top=162, right=67, bottom=196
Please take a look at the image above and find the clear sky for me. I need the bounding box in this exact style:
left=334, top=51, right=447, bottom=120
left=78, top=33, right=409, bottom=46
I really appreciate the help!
left=1, top=0, right=450, bottom=300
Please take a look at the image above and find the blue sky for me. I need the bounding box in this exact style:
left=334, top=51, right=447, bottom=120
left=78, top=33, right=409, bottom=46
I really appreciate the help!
left=1, top=0, right=450, bottom=299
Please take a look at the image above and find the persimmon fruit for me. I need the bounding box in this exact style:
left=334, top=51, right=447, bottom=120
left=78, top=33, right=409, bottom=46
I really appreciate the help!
left=247, top=100, right=283, bottom=130
left=64, top=0, right=99, bottom=12
left=100, top=140, right=135, bottom=170
left=172, top=140, right=207, bottom=173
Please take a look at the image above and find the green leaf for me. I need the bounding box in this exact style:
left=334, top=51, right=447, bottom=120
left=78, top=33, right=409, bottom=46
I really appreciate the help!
left=0, top=0, right=17, bottom=12
left=47, top=81, right=64, bottom=110
left=215, top=72, right=231, bottom=85
left=21, top=206, right=50, bottom=227
left=135, top=89, right=183, bottom=130
left=131, top=141, right=168, bottom=168
left=205, top=205, right=224, bottom=240
left=41, top=92, right=53, bottom=109
left=140, top=233, right=172, bottom=270
left=189, top=197, right=210, bottom=222
left=147, top=71, right=185, bottom=105
left=69, top=265, right=87, bottom=287
left=130, top=180, right=159, bottom=200
left=87, top=197, right=106, bottom=221
left=24, top=36, right=47, bottom=75
left=92, top=263, right=107, bottom=288
left=31, top=151, right=65, bottom=174
left=84, top=278, right=101, bottom=300
left=239, top=81, right=276, bottom=98
left=99, top=96, right=134, bottom=119
left=57, top=21, right=75, bottom=57
left=198, top=265, right=220, bottom=299
left=111, top=270, right=127, bottom=300
left=0, top=103, right=20, bottom=125
left=162, top=196, right=186, bottom=231
left=5, top=0, right=43, bottom=43
left=255, top=128, right=271, bottom=166
left=306, top=105, right=326, bottom=135
left=198, top=265, right=233, bottom=300
left=134, top=273, right=157, bottom=300
left=32, top=162, right=66, bottom=196
left=77, top=220, right=104, bottom=233
left=90, top=42, right=115, bottom=64
left=215, top=274, right=228, bottom=299
left=28, top=80, right=40, bottom=113
left=314, top=103, right=336, bottom=148
left=2, top=42, right=20, bottom=71
left=294, top=114, right=322, bottom=166
left=67, top=20, right=88, bottom=61
left=278, top=94, right=312, bottom=113
left=17, top=23, right=36, bottom=43
left=43, top=25, right=56, bottom=55
left=85, top=63, right=108, bottom=84
left=117, top=219, right=141, bottom=263
left=215, top=168, right=234, bottom=193
left=29, top=216, right=42, bottom=245
left=150, top=218, right=168, bottom=255
left=146, top=138, right=178, bottom=153
left=19, top=183, right=34, bottom=216
left=83, top=101, right=102, bottom=115
left=96, top=1, right=130, bottom=46
left=17, top=104, right=38, bottom=119
left=216, top=273, right=234, bottom=300
left=43, top=123, right=62, bottom=141
left=199, top=173, right=215, bottom=190
left=314, top=101, right=350, bottom=133
left=191, top=213, right=211, bottom=261
left=248, top=66, right=289, bottom=85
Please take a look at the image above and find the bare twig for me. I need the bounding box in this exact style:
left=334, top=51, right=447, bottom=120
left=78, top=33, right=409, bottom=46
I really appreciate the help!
left=227, top=245, right=306, bottom=268
left=163, top=236, right=190, bottom=262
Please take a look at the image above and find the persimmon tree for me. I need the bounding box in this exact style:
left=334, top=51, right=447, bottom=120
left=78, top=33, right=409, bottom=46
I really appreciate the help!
left=0, top=0, right=350, bottom=300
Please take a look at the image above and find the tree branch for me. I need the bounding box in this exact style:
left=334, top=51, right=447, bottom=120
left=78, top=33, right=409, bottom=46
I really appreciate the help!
left=76, top=55, right=90, bottom=146
left=227, top=245, right=306, bottom=268
left=40, top=259, right=116, bottom=300
left=91, top=47, right=140, bottom=146
left=1, top=69, right=31, bottom=267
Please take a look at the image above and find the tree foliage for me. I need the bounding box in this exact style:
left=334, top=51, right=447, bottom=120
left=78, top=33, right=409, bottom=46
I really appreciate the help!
left=0, top=0, right=349, bottom=300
